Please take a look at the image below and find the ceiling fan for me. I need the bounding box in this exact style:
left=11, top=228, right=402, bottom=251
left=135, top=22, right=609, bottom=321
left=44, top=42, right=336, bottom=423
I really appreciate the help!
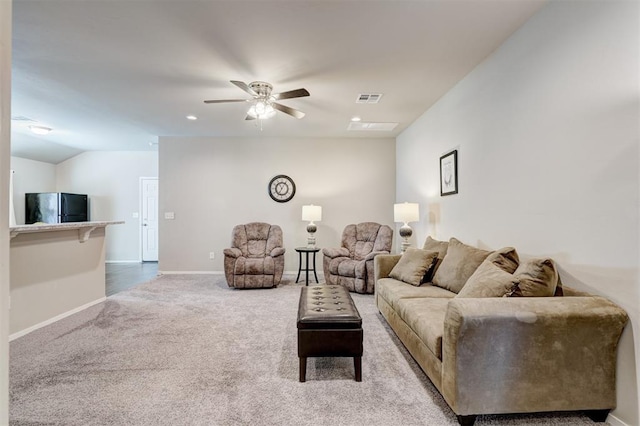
left=204, top=80, right=310, bottom=121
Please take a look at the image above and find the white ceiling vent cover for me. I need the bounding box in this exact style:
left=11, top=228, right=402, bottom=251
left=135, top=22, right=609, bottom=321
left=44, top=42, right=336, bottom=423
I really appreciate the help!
left=356, top=93, right=383, bottom=104
left=347, top=122, right=398, bottom=131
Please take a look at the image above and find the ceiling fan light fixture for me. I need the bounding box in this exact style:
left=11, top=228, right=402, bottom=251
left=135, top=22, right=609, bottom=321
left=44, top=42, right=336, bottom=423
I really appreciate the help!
left=205, top=80, right=308, bottom=121
left=247, top=101, right=276, bottom=120
left=29, top=125, right=52, bottom=135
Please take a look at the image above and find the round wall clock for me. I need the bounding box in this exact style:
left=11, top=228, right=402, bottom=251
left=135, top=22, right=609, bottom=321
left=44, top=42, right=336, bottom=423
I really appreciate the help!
left=268, top=175, right=296, bottom=203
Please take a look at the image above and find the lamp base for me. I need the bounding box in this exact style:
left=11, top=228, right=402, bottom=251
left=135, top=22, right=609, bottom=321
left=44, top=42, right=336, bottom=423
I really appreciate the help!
left=307, top=235, right=316, bottom=248
left=399, top=224, right=413, bottom=253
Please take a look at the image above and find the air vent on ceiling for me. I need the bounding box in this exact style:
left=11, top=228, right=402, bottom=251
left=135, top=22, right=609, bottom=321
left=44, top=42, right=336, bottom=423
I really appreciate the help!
left=356, top=93, right=383, bottom=104
left=347, top=122, right=398, bottom=131
left=11, top=115, right=36, bottom=122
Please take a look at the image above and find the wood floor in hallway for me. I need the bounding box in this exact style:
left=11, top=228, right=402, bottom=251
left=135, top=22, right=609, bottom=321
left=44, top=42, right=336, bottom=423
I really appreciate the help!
left=106, top=262, right=159, bottom=296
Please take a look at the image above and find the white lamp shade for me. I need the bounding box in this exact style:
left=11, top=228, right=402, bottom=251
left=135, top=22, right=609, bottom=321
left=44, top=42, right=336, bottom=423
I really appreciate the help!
left=394, top=202, right=419, bottom=223
left=302, top=205, right=322, bottom=222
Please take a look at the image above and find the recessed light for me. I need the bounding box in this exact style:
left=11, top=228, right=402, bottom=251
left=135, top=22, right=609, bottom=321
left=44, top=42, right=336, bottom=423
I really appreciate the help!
left=351, top=116, right=361, bottom=122
left=186, top=115, right=198, bottom=120
left=29, top=125, right=52, bottom=135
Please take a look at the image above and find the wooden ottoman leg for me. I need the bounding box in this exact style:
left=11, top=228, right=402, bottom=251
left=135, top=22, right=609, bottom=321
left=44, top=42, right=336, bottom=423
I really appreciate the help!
left=354, top=356, right=362, bottom=382
left=299, top=357, right=307, bottom=382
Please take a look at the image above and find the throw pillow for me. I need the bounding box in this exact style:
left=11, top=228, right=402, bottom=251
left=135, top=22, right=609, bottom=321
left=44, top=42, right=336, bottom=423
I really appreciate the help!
left=485, top=246, right=520, bottom=274
left=388, top=248, right=439, bottom=286
left=456, top=260, right=518, bottom=298
left=432, top=238, right=491, bottom=293
left=421, top=236, right=449, bottom=283
left=456, top=247, right=520, bottom=298
left=507, top=258, right=558, bottom=297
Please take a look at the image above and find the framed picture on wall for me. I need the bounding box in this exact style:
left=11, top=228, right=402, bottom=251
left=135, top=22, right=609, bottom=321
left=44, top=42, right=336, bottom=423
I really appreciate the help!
left=440, top=150, right=458, bottom=196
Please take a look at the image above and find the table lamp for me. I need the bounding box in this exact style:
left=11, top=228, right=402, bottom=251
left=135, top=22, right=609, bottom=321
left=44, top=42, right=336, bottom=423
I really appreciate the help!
left=302, top=204, right=322, bottom=247
left=394, top=202, right=419, bottom=253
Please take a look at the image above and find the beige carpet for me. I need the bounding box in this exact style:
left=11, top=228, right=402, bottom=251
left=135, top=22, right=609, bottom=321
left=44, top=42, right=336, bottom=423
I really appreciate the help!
left=10, top=274, right=597, bottom=425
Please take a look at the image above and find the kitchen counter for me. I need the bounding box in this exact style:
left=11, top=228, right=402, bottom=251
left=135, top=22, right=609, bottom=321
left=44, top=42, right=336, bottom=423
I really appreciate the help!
left=10, top=220, right=124, bottom=242
left=9, top=220, right=124, bottom=338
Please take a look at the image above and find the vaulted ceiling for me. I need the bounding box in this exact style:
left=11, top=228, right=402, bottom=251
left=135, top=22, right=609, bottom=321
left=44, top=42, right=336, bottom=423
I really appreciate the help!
left=11, top=0, right=546, bottom=164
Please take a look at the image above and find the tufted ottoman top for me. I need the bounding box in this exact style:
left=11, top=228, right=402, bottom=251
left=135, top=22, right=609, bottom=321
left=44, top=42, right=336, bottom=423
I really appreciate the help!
left=297, top=285, right=362, bottom=329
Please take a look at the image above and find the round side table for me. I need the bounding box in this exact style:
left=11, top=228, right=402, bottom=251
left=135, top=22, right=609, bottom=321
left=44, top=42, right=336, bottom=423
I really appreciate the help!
left=295, top=247, right=320, bottom=285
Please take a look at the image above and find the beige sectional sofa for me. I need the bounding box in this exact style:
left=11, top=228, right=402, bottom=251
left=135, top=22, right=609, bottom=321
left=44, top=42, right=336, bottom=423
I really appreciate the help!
left=374, top=237, right=629, bottom=426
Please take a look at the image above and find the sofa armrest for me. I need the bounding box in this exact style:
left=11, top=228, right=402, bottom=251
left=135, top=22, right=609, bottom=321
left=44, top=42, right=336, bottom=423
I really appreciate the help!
left=364, top=250, right=389, bottom=261
left=223, top=248, right=242, bottom=258
left=374, top=254, right=402, bottom=281
left=322, top=247, right=349, bottom=259
left=441, top=296, right=629, bottom=416
left=270, top=247, right=285, bottom=257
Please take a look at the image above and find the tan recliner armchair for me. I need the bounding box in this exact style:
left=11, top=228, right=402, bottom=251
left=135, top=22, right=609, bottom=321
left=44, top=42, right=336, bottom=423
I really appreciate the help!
left=322, top=222, right=393, bottom=294
left=223, top=222, right=285, bottom=289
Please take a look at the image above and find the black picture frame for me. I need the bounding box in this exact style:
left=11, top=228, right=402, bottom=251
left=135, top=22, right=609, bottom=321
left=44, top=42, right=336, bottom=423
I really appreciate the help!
left=440, top=150, right=458, bottom=196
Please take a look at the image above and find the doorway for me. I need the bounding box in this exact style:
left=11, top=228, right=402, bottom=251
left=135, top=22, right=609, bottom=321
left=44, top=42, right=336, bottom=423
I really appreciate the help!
left=140, top=177, right=159, bottom=262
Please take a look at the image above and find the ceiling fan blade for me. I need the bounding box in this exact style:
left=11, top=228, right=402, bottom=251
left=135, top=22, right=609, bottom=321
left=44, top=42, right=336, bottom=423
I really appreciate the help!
left=272, top=102, right=305, bottom=119
left=273, top=88, right=310, bottom=100
left=245, top=115, right=256, bottom=121
left=230, top=80, right=257, bottom=96
left=204, top=99, right=249, bottom=104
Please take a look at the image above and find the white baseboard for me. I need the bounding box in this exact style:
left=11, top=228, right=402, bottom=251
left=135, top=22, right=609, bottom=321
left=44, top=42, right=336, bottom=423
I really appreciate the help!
left=607, top=413, right=629, bottom=426
left=105, top=260, right=141, bottom=264
left=9, top=297, right=107, bottom=341
left=285, top=270, right=324, bottom=275
left=157, top=271, right=322, bottom=279
left=157, top=271, right=325, bottom=279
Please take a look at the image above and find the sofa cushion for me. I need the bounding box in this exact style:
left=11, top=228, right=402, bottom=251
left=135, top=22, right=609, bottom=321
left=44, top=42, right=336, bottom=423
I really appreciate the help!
left=376, top=278, right=455, bottom=310
left=422, top=236, right=449, bottom=282
left=508, top=258, right=559, bottom=297
left=395, top=297, right=450, bottom=360
left=389, top=248, right=439, bottom=286
left=456, top=247, right=520, bottom=298
left=432, top=238, right=491, bottom=293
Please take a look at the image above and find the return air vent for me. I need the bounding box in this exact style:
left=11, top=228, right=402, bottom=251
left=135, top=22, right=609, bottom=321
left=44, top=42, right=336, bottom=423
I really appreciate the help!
left=347, top=122, right=398, bottom=131
left=356, top=93, right=383, bottom=104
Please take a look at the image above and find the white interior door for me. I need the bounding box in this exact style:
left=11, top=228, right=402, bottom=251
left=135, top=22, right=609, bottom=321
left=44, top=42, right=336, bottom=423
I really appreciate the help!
left=141, top=177, right=159, bottom=261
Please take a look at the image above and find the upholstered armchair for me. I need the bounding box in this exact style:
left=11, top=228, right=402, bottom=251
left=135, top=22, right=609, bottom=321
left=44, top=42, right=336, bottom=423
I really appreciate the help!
left=223, top=222, right=285, bottom=289
left=322, top=222, right=393, bottom=294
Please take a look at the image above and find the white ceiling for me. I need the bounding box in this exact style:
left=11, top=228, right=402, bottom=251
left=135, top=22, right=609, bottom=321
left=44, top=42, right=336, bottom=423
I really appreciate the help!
left=11, top=0, right=546, bottom=164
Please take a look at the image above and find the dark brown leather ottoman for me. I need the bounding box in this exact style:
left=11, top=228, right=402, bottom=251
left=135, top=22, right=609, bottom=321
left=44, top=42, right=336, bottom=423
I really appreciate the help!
left=297, top=285, right=363, bottom=382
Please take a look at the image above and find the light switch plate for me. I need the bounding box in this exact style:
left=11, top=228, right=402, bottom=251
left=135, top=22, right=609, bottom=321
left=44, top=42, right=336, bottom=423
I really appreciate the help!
left=164, top=212, right=175, bottom=220
left=132, top=212, right=139, bottom=218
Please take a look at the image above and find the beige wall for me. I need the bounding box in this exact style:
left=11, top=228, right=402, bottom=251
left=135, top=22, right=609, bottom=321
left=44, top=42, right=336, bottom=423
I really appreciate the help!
left=56, top=151, right=158, bottom=261
left=159, top=137, right=396, bottom=272
left=0, top=0, right=10, bottom=421
left=10, top=156, right=56, bottom=225
left=396, top=1, right=639, bottom=424
left=9, top=228, right=107, bottom=336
